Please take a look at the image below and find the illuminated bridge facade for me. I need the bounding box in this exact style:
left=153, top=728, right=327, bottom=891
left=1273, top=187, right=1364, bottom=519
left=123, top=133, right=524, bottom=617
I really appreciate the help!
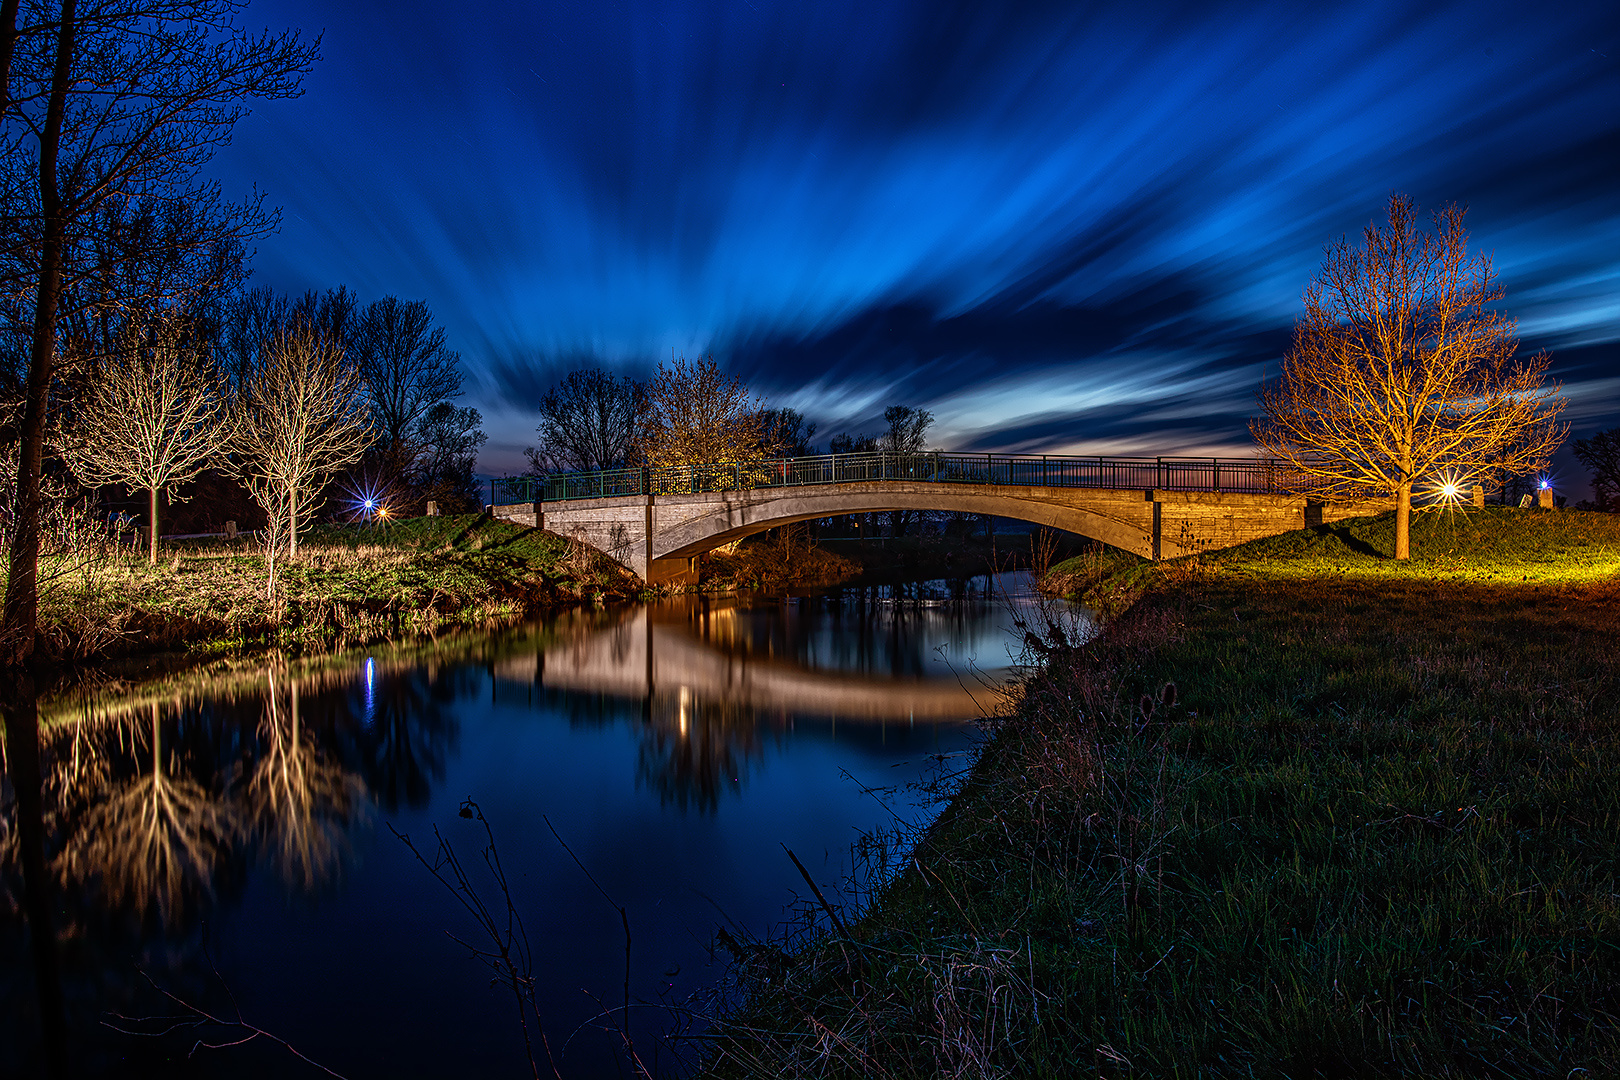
left=488, top=451, right=1388, bottom=585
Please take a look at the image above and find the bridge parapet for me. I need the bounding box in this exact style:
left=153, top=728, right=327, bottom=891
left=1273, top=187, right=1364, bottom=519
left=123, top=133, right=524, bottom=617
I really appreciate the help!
left=492, top=451, right=1309, bottom=506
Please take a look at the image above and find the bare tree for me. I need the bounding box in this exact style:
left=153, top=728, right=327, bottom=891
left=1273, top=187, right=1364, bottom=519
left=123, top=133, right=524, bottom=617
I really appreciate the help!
left=525, top=367, right=642, bottom=473
left=220, top=285, right=355, bottom=394
left=758, top=407, right=817, bottom=458
left=413, top=401, right=486, bottom=511
left=635, top=354, right=769, bottom=470
left=233, top=325, right=370, bottom=591
left=0, top=0, right=317, bottom=664
left=880, top=405, right=934, bottom=535
left=881, top=404, right=934, bottom=454
left=1252, top=194, right=1565, bottom=559
left=58, top=314, right=232, bottom=562
left=349, top=296, right=462, bottom=478
left=1574, top=428, right=1620, bottom=512
left=828, top=432, right=877, bottom=454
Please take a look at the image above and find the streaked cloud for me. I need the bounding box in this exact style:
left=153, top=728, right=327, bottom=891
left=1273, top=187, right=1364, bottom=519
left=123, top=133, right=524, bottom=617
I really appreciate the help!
left=215, top=0, right=1619, bottom=476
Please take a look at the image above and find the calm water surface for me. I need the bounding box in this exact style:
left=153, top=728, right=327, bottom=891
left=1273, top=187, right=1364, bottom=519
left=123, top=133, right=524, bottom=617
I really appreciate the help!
left=2, top=571, right=1083, bottom=1078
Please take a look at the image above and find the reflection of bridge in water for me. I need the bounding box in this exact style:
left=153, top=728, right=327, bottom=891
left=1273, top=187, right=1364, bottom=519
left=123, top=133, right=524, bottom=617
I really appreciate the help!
left=491, top=593, right=1038, bottom=722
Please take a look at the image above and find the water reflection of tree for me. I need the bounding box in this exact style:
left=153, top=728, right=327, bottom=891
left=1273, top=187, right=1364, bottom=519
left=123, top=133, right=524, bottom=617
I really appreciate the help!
left=55, top=703, right=242, bottom=929
left=23, top=659, right=447, bottom=929
left=242, top=672, right=366, bottom=893
left=635, top=690, right=768, bottom=813
left=1, top=656, right=465, bottom=1074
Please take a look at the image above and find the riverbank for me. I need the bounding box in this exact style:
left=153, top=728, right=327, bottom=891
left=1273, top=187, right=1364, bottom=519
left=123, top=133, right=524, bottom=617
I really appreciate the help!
left=27, top=513, right=634, bottom=665
left=700, top=507, right=1620, bottom=1077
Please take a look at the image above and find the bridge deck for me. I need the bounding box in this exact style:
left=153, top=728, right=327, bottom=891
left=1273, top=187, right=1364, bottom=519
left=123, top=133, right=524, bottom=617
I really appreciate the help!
left=493, top=450, right=1306, bottom=506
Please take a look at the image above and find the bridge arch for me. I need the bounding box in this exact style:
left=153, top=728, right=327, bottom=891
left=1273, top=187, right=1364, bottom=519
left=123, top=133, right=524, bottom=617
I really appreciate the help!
left=650, top=485, right=1151, bottom=565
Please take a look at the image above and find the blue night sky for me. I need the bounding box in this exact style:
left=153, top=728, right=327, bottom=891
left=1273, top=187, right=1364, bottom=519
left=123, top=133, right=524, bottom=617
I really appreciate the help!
left=210, top=0, right=1620, bottom=484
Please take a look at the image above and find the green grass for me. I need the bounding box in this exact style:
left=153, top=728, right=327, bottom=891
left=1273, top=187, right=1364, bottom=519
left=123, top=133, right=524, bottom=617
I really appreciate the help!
left=1215, top=505, right=1620, bottom=584
left=30, top=513, right=635, bottom=663
left=701, top=509, right=1620, bottom=1078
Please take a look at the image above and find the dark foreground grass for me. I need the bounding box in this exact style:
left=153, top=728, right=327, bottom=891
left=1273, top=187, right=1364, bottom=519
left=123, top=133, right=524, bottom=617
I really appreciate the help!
left=700, top=511, right=1620, bottom=1078
left=28, top=513, right=635, bottom=662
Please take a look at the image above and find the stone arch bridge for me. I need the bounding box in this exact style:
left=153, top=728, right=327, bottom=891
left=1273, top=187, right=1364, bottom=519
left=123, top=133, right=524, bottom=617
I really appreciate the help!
left=490, top=452, right=1388, bottom=585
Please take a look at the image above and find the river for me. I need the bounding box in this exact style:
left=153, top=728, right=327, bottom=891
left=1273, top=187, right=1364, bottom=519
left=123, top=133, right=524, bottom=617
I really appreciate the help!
left=1, top=570, right=1086, bottom=1078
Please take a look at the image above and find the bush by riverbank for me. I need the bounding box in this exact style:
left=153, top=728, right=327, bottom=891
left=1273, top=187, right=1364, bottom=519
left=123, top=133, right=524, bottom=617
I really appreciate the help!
left=29, top=513, right=635, bottom=663
left=700, top=508, right=1620, bottom=1077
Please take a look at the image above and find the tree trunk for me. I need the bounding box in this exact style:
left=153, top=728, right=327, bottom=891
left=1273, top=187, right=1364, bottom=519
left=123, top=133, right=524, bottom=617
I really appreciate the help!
left=0, top=0, right=23, bottom=114
left=1394, top=480, right=1413, bottom=560
left=1, top=1, right=77, bottom=667
left=148, top=486, right=159, bottom=564
left=288, top=494, right=298, bottom=560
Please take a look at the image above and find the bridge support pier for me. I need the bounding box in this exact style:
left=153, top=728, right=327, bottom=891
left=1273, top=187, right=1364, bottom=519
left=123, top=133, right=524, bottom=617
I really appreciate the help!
left=647, top=556, right=699, bottom=586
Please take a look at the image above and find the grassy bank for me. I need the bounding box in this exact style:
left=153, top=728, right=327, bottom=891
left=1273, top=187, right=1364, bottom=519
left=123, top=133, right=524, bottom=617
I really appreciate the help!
left=30, top=513, right=635, bottom=663
left=701, top=508, right=1620, bottom=1077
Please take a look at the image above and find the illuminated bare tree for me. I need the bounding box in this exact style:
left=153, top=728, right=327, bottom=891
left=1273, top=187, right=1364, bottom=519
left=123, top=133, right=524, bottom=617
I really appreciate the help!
left=1252, top=195, right=1565, bottom=559
left=635, top=354, right=770, bottom=470
left=0, top=0, right=317, bottom=665
left=59, top=316, right=233, bottom=562
left=233, top=325, right=370, bottom=590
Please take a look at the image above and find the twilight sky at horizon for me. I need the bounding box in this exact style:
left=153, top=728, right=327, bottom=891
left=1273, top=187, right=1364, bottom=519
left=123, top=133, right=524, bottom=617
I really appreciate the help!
left=211, top=0, right=1620, bottom=482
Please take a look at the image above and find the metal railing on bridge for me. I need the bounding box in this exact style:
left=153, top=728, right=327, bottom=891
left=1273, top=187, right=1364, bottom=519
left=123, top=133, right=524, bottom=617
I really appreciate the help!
left=491, top=452, right=1306, bottom=507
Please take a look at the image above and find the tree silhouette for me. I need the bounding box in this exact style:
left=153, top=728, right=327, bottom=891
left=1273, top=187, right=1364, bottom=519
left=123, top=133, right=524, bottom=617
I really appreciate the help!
left=350, top=296, right=464, bottom=484
left=1573, top=428, right=1620, bottom=511
left=527, top=367, right=644, bottom=473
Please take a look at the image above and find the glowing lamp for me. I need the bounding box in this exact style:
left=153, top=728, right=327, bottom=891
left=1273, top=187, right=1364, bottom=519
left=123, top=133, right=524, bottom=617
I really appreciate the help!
left=1441, top=483, right=1458, bottom=498
left=364, top=499, right=375, bottom=509
left=1539, top=480, right=1550, bottom=490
